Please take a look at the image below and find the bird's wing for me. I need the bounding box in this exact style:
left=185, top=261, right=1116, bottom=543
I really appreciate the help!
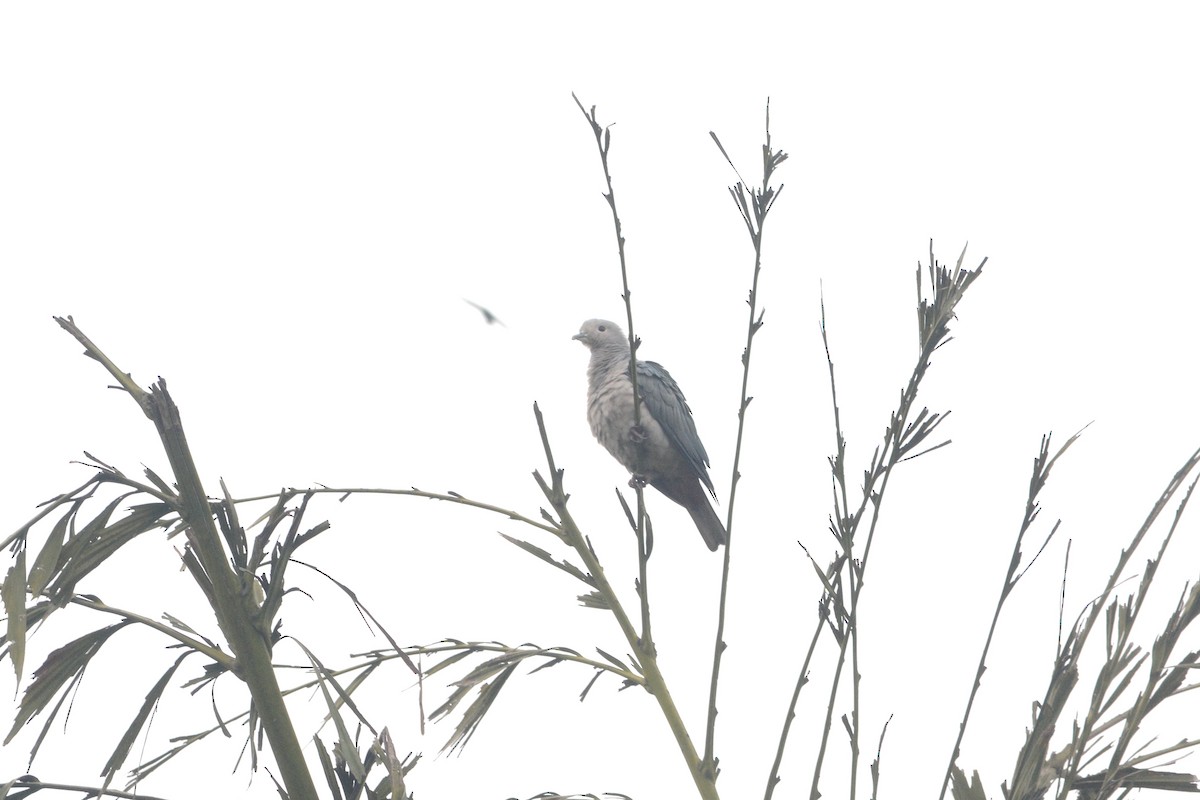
left=635, top=359, right=717, bottom=497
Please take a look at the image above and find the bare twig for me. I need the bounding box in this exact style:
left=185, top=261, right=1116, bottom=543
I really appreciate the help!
left=937, top=430, right=1083, bottom=800
left=571, top=93, right=654, bottom=651
left=706, top=101, right=787, bottom=783
left=807, top=243, right=984, bottom=800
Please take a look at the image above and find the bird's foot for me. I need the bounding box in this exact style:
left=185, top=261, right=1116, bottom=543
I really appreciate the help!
left=629, top=424, right=648, bottom=444
left=628, top=474, right=648, bottom=489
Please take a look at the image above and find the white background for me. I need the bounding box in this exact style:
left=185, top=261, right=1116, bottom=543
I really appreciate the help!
left=3, top=3, right=1200, bottom=799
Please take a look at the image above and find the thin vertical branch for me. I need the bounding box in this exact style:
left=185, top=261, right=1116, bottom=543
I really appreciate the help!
left=764, top=552, right=839, bottom=799
left=533, top=404, right=717, bottom=800
left=637, top=492, right=653, bottom=649
left=571, top=93, right=643, bottom=430
left=572, top=94, right=655, bottom=651
left=705, top=101, right=788, bottom=780
left=763, top=293, right=851, bottom=800
left=807, top=244, right=985, bottom=800
left=936, top=430, right=1081, bottom=800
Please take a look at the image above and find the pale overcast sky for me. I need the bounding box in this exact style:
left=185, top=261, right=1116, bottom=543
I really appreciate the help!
left=3, top=4, right=1200, bottom=799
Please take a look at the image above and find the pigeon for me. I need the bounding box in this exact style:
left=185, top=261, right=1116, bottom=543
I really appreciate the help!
left=573, top=318, right=726, bottom=550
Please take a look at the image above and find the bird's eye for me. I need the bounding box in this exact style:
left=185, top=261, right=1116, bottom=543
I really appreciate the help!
left=598, top=325, right=607, bottom=332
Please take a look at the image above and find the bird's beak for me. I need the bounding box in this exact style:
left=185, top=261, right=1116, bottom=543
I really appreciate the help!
left=571, top=332, right=587, bottom=342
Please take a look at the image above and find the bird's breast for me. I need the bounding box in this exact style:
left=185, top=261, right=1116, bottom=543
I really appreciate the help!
left=587, top=371, right=679, bottom=479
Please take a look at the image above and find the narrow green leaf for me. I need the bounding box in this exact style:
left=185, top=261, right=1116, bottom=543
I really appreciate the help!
left=1, top=600, right=50, bottom=649
left=266, top=771, right=289, bottom=800
left=288, top=556, right=418, bottom=675
left=1074, top=767, right=1198, bottom=792
left=458, top=654, right=519, bottom=686
left=313, top=734, right=346, bottom=800
left=527, top=655, right=567, bottom=675
left=594, top=648, right=628, bottom=672
left=81, top=451, right=120, bottom=474
left=5, top=621, right=132, bottom=745
left=579, top=670, right=603, bottom=702
left=316, top=661, right=378, bottom=737
left=808, top=556, right=836, bottom=600
left=101, top=651, right=193, bottom=782
left=429, top=683, right=473, bottom=723
left=1149, top=649, right=1200, bottom=710
left=178, top=543, right=215, bottom=606
left=45, top=499, right=170, bottom=600
left=209, top=681, right=233, bottom=737
left=439, top=664, right=517, bottom=755
left=375, top=727, right=406, bottom=800
left=299, top=643, right=366, bottom=781
left=124, top=736, right=193, bottom=786
left=500, top=534, right=591, bottom=584
left=423, top=646, right=479, bottom=678
left=162, top=613, right=202, bottom=638
left=1097, top=651, right=1147, bottom=716
left=3, top=549, right=28, bottom=682
left=949, top=765, right=988, bottom=800
left=28, top=504, right=75, bottom=596
left=578, top=591, right=609, bottom=610
left=143, top=466, right=175, bottom=497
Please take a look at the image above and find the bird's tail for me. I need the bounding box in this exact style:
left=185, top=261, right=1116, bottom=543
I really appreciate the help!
left=687, top=499, right=727, bottom=551
left=652, top=475, right=728, bottom=551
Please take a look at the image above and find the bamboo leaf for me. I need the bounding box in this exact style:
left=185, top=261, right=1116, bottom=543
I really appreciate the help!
left=101, top=651, right=193, bottom=782
left=161, top=612, right=207, bottom=640
left=1, top=600, right=51, bottom=651
left=374, top=727, right=407, bottom=800
left=28, top=503, right=77, bottom=596
left=45, top=500, right=171, bottom=600
left=949, top=765, right=988, bottom=800
left=438, top=664, right=517, bottom=755
left=579, top=670, right=603, bottom=702
left=1098, top=651, right=1147, bottom=716
left=578, top=591, right=609, bottom=610
left=318, top=660, right=378, bottom=736
left=142, top=466, right=175, bottom=497
left=527, top=655, right=568, bottom=675
left=1073, top=767, right=1198, bottom=792
left=460, top=652, right=522, bottom=685
left=1149, top=650, right=1200, bottom=710
left=289, top=556, right=418, bottom=675
left=594, top=648, right=628, bottom=672
left=429, top=683, right=473, bottom=724
left=127, top=732, right=202, bottom=787
left=6, top=621, right=133, bottom=758
left=266, top=770, right=289, bottom=800
left=313, top=734, right=347, bottom=800
left=3, top=548, right=28, bottom=681
left=300, top=644, right=367, bottom=781
left=423, top=643, right=479, bottom=678
left=500, top=534, right=592, bottom=585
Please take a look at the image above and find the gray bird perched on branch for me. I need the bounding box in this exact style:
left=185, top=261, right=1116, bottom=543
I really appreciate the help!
left=573, top=319, right=727, bottom=550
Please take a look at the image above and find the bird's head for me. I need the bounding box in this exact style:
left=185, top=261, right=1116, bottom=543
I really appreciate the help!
left=572, top=319, right=627, bottom=351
